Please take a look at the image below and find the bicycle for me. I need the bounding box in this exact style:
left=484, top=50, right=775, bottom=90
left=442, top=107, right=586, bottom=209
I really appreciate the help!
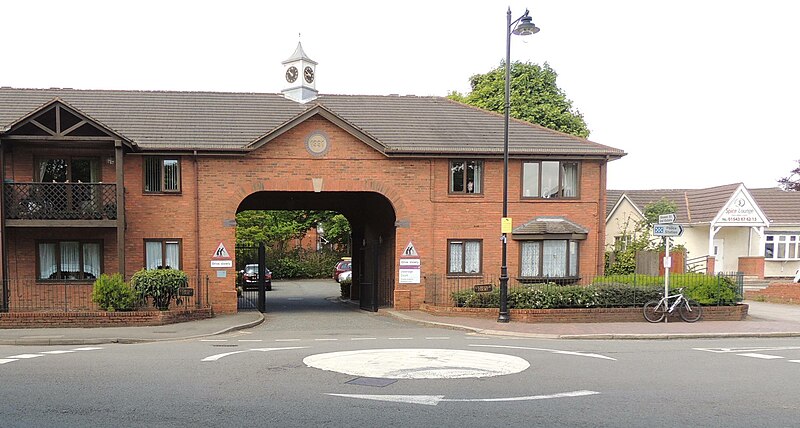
left=643, top=287, right=702, bottom=323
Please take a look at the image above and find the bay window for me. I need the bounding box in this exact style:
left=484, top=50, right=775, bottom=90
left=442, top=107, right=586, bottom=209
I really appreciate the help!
left=520, top=240, right=579, bottom=278
left=765, top=234, right=800, bottom=260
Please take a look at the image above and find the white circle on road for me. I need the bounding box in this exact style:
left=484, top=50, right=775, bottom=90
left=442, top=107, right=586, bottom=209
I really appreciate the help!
left=303, top=348, right=530, bottom=379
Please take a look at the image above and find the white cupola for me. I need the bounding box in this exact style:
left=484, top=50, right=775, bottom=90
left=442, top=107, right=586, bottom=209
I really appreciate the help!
left=282, top=42, right=318, bottom=103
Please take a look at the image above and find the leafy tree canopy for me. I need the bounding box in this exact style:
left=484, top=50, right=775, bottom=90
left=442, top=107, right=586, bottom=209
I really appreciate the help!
left=448, top=61, right=590, bottom=138
left=236, top=210, right=351, bottom=251
left=778, top=159, right=800, bottom=191
left=642, top=198, right=677, bottom=227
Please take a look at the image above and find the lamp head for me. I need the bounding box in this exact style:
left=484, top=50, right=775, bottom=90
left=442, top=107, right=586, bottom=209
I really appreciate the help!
left=513, top=11, right=540, bottom=36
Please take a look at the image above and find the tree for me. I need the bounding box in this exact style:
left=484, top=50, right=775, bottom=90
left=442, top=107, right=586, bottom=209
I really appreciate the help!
left=448, top=61, right=590, bottom=138
left=319, top=213, right=352, bottom=250
left=778, top=160, right=800, bottom=191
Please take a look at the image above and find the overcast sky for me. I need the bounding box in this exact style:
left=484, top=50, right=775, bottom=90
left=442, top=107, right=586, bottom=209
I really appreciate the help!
left=1, top=0, right=797, bottom=190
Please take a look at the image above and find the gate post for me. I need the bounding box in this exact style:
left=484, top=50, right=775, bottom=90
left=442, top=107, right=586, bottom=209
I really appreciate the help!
left=257, top=243, right=266, bottom=313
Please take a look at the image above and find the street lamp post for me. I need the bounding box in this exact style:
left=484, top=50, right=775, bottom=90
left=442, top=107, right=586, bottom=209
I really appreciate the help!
left=499, top=8, right=539, bottom=323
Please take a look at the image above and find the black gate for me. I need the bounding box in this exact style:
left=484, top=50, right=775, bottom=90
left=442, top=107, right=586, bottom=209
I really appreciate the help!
left=236, top=244, right=267, bottom=312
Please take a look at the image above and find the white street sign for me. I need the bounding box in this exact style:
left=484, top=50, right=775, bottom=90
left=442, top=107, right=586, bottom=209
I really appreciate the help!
left=658, top=213, right=676, bottom=224
left=653, top=224, right=683, bottom=237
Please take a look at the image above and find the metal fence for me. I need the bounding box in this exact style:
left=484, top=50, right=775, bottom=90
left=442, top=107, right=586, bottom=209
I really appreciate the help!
left=424, top=272, right=744, bottom=308
left=1, top=275, right=210, bottom=313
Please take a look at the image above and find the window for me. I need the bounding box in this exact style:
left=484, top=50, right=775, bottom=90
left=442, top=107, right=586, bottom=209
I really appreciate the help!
left=144, top=157, right=181, bottom=193
left=520, top=240, right=579, bottom=278
left=448, top=239, right=482, bottom=275
left=37, top=240, right=102, bottom=280
left=145, top=239, right=181, bottom=269
left=522, top=161, right=579, bottom=198
left=614, top=235, right=633, bottom=251
left=37, top=157, right=99, bottom=183
left=449, top=160, right=482, bottom=194
left=765, top=234, right=800, bottom=260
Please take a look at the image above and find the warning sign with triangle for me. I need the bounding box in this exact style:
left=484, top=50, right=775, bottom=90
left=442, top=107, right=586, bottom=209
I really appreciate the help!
left=402, top=241, right=418, bottom=257
left=212, top=242, right=231, bottom=259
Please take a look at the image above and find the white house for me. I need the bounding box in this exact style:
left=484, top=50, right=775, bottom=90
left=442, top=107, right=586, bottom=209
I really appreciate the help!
left=606, top=184, right=800, bottom=279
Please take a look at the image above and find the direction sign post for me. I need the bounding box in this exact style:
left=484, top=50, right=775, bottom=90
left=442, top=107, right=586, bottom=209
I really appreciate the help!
left=653, top=224, right=683, bottom=237
left=658, top=213, right=676, bottom=224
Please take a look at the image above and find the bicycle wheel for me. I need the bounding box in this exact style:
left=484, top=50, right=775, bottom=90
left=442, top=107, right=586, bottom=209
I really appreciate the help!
left=679, top=299, right=702, bottom=322
left=643, top=300, right=666, bottom=323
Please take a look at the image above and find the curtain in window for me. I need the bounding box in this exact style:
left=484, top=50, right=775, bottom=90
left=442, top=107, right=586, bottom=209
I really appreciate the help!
left=144, top=158, right=161, bottom=192
left=520, top=241, right=540, bottom=277
left=449, top=242, right=463, bottom=273
left=522, top=163, right=539, bottom=197
left=542, top=240, right=567, bottom=277
left=464, top=241, right=480, bottom=273
left=466, top=161, right=481, bottom=193
left=38, top=243, right=57, bottom=279
left=60, top=241, right=81, bottom=279
left=163, top=159, right=179, bottom=191
left=165, top=241, right=180, bottom=269
left=569, top=241, right=578, bottom=276
left=83, top=243, right=101, bottom=279
left=562, top=163, right=578, bottom=197
left=146, top=241, right=163, bottom=269
left=450, top=162, right=464, bottom=193
left=541, top=161, right=560, bottom=198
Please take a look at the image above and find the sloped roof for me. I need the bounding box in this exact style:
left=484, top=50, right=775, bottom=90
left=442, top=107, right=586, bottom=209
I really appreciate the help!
left=512, top=216, right=589, bottom=236
left=0, top=87, right=626, bottom=158
left=749, top=187, right=800, bottom=225
left=607, top=184, right=800, bottom=225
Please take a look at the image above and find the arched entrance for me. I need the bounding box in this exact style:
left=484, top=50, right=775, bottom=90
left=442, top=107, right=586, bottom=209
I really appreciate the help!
left=236, top=191, right=396, bottom=311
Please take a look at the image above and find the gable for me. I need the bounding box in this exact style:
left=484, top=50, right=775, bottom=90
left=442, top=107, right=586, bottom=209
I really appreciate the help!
left=712, top=185, right=769, bottom=226
left=3, top=99, right=132, bottom=147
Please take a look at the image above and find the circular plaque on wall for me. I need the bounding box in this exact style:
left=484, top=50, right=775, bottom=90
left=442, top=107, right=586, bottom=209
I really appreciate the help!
left=305, top=132, right=330, bottom=157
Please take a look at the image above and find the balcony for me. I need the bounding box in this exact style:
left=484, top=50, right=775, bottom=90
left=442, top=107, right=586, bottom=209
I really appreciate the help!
left=3, top=183, right=117, bottom=227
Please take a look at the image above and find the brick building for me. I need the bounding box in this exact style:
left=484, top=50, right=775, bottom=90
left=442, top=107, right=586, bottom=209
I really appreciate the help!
left=0, top=44, right=625, bottom=314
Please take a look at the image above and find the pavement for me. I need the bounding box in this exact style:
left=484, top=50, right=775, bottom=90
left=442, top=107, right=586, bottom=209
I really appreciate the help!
left=1, top=300, right=799, bottom=345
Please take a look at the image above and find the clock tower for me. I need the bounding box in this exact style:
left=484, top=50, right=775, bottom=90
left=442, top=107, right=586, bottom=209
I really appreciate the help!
left=282, top=42, right=318, bottom=103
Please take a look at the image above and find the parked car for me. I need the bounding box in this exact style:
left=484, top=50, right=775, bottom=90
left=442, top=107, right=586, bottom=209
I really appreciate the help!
left=338, top=270, right=352, bottom=283
left=241, top=264, right=272, bottom=291
left=333, top=258, right=352, bottom=282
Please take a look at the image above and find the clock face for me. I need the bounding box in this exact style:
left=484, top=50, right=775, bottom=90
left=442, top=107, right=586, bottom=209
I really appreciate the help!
left=304, top=66, right=314, bottom=83
left=286, top=66, right=298, bottom=83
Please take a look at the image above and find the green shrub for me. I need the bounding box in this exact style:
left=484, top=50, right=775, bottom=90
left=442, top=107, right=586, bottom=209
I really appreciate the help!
left=592, top=273, right=740, bottom=305
left=131, top=268, right=188, bottom=310
left=268, top=248, right=342, bottom=279
left=92, top=273, right=138, bottom=311
left=340, top=277, right=352, bottom=299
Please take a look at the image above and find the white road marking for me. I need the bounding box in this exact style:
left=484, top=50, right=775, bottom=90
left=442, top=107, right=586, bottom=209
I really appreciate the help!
left=737, top=353, right=784, bottom=360
left=201, top=339, right=228, bottom=342
left=789, top=360, right=800, bottom=364
left=695, top=346, right=800, bottom=354
left=72, top=347, right=103, bottom=351
left=39, top=350, right=77, bottom=355
left=470, top=344, right=617, bottom=361
left=201, top=346, right=307, bottom=362
left=327, top=390, right=600, bottom=406
left=0, top=359, right=19, bottom=364
left=6, top=354, right=43, bottom=359
left=425, top=337, right=451, bottom=340
left=304, top=348, right=530, bottom=379
left=387, top=337, right=414, bottom=340
left=275, top=339, right=302, bottom=342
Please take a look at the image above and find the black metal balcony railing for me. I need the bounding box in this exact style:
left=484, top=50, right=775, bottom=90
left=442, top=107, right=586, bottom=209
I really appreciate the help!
left=3, top=183, right=117, bottom=221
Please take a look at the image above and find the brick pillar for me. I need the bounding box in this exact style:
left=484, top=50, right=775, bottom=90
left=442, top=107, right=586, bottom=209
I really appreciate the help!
left=706, top=256, right=716, bottom=275
left=738, top=256, right=765, bottom=279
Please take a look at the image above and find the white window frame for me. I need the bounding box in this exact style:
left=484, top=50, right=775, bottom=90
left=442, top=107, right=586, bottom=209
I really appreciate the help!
left=765, top=234, right=800, bottom=260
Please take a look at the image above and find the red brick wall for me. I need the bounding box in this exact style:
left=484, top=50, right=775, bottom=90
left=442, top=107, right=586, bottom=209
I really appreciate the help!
left=0, top=308, right=213, bottom=329
left=745, top=282, right=800, bottom=304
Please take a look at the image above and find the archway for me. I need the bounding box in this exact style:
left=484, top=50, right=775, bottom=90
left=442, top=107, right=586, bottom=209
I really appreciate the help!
left=236, top=191, right=397, bottom=311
